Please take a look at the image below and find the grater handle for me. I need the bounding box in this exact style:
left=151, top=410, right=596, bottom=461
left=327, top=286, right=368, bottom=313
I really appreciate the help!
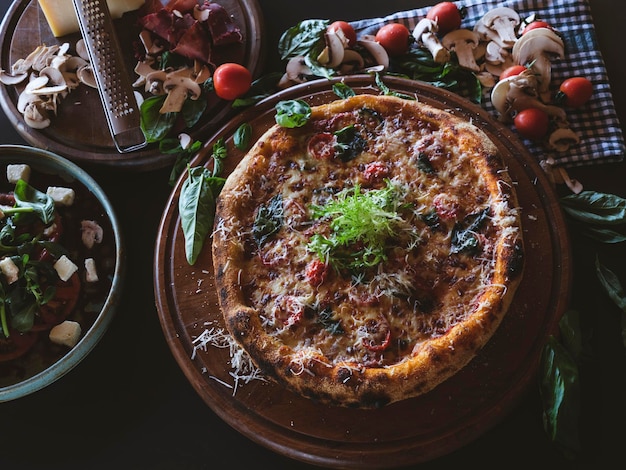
left=72, top=0, right=147, bottom=154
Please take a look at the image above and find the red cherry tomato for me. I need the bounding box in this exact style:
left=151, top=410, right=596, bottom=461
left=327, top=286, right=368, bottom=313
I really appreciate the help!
left=499, top=64, right=528, bottom=81
left=426, top=2, right=462, bottom=35
left=212, top=63, right=252, bottom=101
left=329, top=20, right=357, bottom=47
left=558, top=77, right=593, bottom=107
left=513, top=108, right=550, bottom=140
left=522, top=20, right=552, bottom=34
left=375, top=23, right=411, bottom=56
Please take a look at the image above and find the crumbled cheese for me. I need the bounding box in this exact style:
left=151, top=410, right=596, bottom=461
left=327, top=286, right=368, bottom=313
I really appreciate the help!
left=54, top=255, right=78, bottom=281
left=46, top=186, right=75, bottom=206
left=84, top=258, right=98, bottom=282
left=49, top=320, right=82, bottom=348
left=6, top=164, right=30, bottom=183
left=0, top=257, right=19, bottom=284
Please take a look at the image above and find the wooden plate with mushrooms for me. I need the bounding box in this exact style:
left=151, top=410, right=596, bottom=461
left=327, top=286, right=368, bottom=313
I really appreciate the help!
left=0, top=0, right=264, bottom=170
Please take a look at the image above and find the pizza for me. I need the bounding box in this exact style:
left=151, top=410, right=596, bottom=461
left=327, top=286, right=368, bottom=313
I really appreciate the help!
left=211, top=93, right=524, bottom=408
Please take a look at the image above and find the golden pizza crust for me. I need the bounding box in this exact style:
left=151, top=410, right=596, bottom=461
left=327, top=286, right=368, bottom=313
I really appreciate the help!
left=213, top=94, right=524, bottom=408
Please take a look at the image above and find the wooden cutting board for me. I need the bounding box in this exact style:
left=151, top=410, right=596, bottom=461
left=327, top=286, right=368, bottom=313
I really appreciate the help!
left=0, top=0, right=265, bottom=170
left=153, top=75, right=572, bottom=468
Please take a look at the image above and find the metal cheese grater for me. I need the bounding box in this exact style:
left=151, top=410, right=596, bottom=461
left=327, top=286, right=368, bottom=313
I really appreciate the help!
left=72, top=0, right=147, bottom=153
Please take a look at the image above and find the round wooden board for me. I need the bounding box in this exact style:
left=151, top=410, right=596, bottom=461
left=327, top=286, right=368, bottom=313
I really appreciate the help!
left=154, top=75, right=572, bottom=468
left=0, top=0, right=264, bottom=171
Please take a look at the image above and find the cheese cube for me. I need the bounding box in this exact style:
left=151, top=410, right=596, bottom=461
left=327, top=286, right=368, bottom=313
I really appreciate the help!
left=49, top=320, right=82, bottom=348
left=46, top=186, right=75, bottom=206
left=0, top=257, right=19, bottom=284
left=85, top=258, right=99, bottom=282
left=54, top=255, right=78, bottom=282
left=7, top=164, right=31, bottom=184
left=38, top=0, right=146, bottom=37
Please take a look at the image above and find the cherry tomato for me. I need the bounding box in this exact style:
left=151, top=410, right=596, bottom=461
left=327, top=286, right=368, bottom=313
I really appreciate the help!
left=0, top=331, right=38, bottom=362
left=499, top=64, right=528, bottom=81
left=558, top=77, right=593, bottom=107
left=212, top=63, right=252, bottom=101
left=329, top=20, right=357, bottom=47
left=375, top=23, right=411, bottom=56
left=513, top=108, right=550, bottom=140
left=522, top=20, right=551, bottom=34
left=426, top=2, right=462, bottom=35
left=36, top=272, right=82, bottom=329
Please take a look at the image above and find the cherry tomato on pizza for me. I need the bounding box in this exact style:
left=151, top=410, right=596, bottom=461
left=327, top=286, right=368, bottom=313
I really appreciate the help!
left=329, top=20, right=357, bottom=47
left=513, top=108, right=550, bottom=140
left=375, top=23, right=411, bottom=56
left=426, top=2, right=463, bottom=35
left=212, top=63, right=252, bottom=101
left=557, top=77, right=594, bottom=107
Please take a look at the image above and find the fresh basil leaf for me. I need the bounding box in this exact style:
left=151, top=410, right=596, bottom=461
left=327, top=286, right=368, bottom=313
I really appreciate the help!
left=275, top=100, right=311, bottom=128
left=334, top=125, right=366, bottom=162
left=575, top=224, right=626, bottom=243
left=140, top=95, right=177, bottom=143
left=234, top=123, right=252, bottom=150
left=561, top=191, right=626, bottom=225
left=179, top=167, right=216, bottom=265
left=374, top=72, right=415, bottom=100
left=595, top=255, right=626, bottom=311
left=278, top=19, right=328, bottom=60
left=181, top=93, right=207, bottom=128
left=450, top=209, right=489, bottom=254
left=333, top=82, right=356, bottom=99
left=253, top=194, right=284, bottom=247
left=539, top=336, right=581, bottom=458
left=232, top=72, right=283, bottom=108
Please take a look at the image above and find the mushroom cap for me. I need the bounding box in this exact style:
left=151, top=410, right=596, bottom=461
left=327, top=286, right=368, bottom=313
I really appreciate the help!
left=442, top=29, right=480, bottom=48
left=412, top=18, right=439, bottom=43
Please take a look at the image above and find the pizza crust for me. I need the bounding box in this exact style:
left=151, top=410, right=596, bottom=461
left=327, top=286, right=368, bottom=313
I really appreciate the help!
left=213, top=94, right=524, bottom=408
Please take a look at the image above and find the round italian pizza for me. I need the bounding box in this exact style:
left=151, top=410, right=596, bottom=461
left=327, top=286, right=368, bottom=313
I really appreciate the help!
left=212, top=93, right=524, bottom=408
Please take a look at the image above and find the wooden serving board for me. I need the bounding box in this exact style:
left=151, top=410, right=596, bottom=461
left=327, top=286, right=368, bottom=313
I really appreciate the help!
left=153, top=75, right=572, bottom=468
left=0, top=0, right=264, bottom=170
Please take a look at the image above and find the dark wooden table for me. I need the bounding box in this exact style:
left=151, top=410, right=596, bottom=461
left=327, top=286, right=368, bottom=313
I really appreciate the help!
left=1, top=1, right=624, bottom=468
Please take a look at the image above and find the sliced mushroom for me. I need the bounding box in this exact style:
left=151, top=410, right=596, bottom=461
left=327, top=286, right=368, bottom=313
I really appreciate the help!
left=548, top=127, right=580, bottom=152
left=357, top=36, right=390, bottom=71
left=412, top=18, right=450, bottom=64
left=442, top=29, right=481, bottom=72
left=338, top=49, right=365, bottom=74
left=474, top=7, right=520, bottom=49
left=160, top=68, right=202, bottom=114
left=512, top=28, right=564, bottom=100
left=0, top=70, right=28, bottom=86
left=285, top=55, right=314, bottom=83
left=317, top=28, right=346, bottom=68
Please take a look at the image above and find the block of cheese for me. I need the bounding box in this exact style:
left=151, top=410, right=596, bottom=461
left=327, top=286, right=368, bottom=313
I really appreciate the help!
left=38, top=0, right=145, bottom=37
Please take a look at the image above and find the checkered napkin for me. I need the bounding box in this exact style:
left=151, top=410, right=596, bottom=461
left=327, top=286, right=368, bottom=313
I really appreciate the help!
left=350, top=0, right=625, bottom=167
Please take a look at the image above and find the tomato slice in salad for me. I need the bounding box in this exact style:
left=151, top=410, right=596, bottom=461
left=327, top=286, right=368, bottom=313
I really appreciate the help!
left=35, top=272, right=82, bottom=329
left=0, top=330, right=38, bottom=362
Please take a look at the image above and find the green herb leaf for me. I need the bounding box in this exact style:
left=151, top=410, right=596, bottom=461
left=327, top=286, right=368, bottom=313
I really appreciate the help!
left=277, top=19, right=328, bottom=60
left=233, top=123, right=252, bottom=150
left=179, top=167, right=216, bottom=265
left=232, top=72, right=283, bottom=108
left=253, top=194, right=284, bottom=247
left=539, top=336, right=581, bottom=458
left=561, top=191, right=626, bottom=226
left=140, top=95, right=177, bottom=143
left=12, top=179, right=55, bottom=225
left=334, top=125, right=366, bottom=162
left=332, top=82, right=356, bottom=99
left=275, top=100, right=311, bottom=128
left=450, top=209, right=489, bottom=254
left=595, top=255, right=626, bottom=311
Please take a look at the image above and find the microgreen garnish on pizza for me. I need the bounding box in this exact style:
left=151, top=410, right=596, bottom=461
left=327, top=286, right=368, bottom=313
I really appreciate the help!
left=212, top=93, right=524, bottom=408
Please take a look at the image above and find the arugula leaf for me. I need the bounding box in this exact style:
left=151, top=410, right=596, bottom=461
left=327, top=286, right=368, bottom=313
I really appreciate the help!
left=12, top=179, right=55, bottom=225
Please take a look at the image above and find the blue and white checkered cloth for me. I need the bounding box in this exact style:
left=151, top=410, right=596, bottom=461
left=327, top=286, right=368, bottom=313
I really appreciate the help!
left=351, top=0, right=625, bottom=167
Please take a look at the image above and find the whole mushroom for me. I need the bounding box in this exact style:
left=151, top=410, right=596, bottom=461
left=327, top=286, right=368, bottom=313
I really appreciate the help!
left=474, top=7, right=520, bottom=49
left=442, top=29, right=481, bottom=72
left=412, top=18, right=450, bottom=64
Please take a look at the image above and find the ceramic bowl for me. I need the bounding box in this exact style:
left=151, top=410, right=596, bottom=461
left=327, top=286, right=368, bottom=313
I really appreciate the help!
left=0, top=144, right=125, bottom=401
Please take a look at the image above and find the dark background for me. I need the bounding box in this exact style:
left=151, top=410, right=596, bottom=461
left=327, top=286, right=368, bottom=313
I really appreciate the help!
left=1, top=1, right=625, bottom=469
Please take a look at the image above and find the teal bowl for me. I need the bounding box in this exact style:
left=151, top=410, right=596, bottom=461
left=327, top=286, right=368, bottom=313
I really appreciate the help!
left=0, top=145, right=125, bottom=401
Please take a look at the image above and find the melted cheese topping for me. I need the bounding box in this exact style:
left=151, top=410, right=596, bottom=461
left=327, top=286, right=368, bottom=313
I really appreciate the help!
left=215, top=96, right=521, bottom=373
